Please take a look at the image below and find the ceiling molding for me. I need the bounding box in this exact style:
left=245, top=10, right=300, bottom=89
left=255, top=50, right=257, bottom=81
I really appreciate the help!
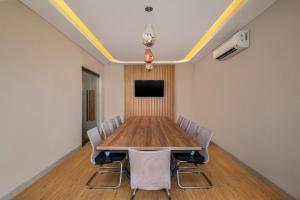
left=49, top=0, right=246, bottom=64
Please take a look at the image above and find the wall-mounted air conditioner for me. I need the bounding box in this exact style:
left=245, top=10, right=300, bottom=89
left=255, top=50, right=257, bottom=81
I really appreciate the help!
left=213, top=30, right=249, bottom=60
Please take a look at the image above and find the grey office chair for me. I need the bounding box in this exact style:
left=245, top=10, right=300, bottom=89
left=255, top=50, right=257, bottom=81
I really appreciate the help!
left=173, top=128, right=213, bottom=189
left=109, top=118, right=118, bottom=130
left=129, top=149, right=171, bottom=200
left=100, top=121, right=112, bottom=139
left=180, top=118, right=191, bottom=132
left=116, top=115, right=123, bottom=127
left=86, top=127, right=126, bottom=189
left=186, top=121, right=199, bottom=138
left=176, top=115, right=184, bottom=126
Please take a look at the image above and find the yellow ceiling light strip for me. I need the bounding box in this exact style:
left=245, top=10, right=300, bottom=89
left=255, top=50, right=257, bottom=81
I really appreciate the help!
left=183, top=0, right=247, bottom=62
left=49, top=0, right=246, bottom=64
left=49, top=0, right=115, bottom=62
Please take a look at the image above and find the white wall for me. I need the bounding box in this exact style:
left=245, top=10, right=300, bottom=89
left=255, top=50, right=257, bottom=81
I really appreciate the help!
left=175, top=63, right=195, bottom=120
left=0, top=0, right=104, bottom=198
left=103, top=64, right=124, bottom=121
left=192, top=0, right=300, bottom=198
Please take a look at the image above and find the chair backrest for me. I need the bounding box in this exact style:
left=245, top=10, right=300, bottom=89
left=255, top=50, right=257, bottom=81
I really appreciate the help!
left=187, top=121, right=199, bottom=137
left=180, top=118, right=190, bottom=131
left=176, top=115, right=184, bottom=126
left=101, top=121, right=112, bottom=139
left=87, top=127, right=101, bottom=165
left=129, top=149, right=171, bottom=190
left=196, top=128, right=213, bottom=163
left=116, top=115, right=123, bottom=127
left=109, top=118, right=118, bottom=130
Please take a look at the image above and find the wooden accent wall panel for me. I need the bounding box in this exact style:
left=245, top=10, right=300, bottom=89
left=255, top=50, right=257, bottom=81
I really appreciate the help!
left=124, top=64, right=175, bottom=120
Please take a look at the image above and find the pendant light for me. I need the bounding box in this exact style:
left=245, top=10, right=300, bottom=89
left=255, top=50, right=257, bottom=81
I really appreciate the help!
left=142, top=5, right=156, bottom=71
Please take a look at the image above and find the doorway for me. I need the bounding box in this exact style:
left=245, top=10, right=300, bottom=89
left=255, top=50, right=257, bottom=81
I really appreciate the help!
left=82, top=67, right=100, bottom=146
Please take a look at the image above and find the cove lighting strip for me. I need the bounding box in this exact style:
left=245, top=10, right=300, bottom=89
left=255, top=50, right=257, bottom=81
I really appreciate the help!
left=49, top=0, right=246, bottom=64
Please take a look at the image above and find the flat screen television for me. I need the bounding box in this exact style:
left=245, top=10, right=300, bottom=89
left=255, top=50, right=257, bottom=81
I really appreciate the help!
left=135, top=80, right=164, bottom=97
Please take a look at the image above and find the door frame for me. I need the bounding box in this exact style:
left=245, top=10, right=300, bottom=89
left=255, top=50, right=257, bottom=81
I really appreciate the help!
left=82, top=66, right=101, bottom=146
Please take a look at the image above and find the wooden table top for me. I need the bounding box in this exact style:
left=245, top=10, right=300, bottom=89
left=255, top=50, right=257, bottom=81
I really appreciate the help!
left=97, top=116, right=201, bottom=150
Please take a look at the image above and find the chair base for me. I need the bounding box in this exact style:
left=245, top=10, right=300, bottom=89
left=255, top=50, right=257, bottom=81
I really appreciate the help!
left=130, top=188, right=137, bottom=200
left=130, top=188, right=171, bottom=200
left=165, top=188, right=172, bottom=200
left=86, top=161, right=123, bottom=189
left=176, top=161, right=213, bottom=189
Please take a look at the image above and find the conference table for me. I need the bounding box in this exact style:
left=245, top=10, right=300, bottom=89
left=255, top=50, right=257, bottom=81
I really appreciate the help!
left=97, top=116, right=201, bottom=151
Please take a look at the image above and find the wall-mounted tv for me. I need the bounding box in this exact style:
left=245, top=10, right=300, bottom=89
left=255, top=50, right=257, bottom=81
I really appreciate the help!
left=135, top=80, right=164, bottom=97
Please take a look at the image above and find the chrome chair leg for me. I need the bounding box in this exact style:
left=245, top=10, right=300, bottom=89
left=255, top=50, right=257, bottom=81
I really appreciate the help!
left=165, top=189, right=172, bottom=200
left=176, top=167, right=213, bottom=189
left=130, top=188, right=137, bottom=200
left=86, top=161, right=123, bottom=189
left=176, top=161, right=198, bottom=169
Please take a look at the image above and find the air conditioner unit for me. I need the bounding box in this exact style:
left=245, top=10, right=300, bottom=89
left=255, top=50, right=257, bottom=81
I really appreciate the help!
left=213, top=30, right=249, bottom=60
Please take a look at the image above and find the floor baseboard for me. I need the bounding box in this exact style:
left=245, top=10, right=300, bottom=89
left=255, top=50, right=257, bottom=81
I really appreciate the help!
left=211, top=142, right=296, bottom=200
left=0, top=145, right=81, bottom=200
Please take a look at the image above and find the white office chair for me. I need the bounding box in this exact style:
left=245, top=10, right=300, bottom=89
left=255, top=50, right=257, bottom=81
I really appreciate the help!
left=86, top=127, right=127, bottom=189
left=173, top=128, right=213, bottom=189
left=109, top=118, right=118, bottom=131
left=176, top=115, right=184, bottom=126
left=100, top=121, right=112, bottom=139
left=129, top=149, right=171, bottom=200
left=196, top=128, right=213, bottom=163
left=116, top=115, right=123, bottom=127
left=180, top=118, right=191, bottom=132
left=186, top=121, right=199, bottom=138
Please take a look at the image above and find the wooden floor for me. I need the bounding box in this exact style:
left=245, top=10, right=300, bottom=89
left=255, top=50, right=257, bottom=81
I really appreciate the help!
left=14, top=143, right=283, bottom=200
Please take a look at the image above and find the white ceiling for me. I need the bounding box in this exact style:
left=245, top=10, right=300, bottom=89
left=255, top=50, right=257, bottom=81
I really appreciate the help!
left=20, top=0, right=276, bottom=64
